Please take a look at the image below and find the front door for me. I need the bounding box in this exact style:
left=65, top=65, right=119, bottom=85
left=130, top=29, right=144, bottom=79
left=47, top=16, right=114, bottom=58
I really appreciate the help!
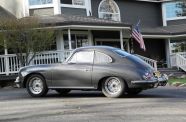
left=52, top=51, right=94, bottom=88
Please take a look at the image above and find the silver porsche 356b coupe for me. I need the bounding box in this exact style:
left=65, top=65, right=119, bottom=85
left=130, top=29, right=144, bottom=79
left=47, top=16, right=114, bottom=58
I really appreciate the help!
left=15, top=46, right=168, bottom=98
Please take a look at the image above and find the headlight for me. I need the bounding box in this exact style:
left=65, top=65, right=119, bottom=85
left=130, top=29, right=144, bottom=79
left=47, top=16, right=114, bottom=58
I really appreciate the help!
left=142, top=72, right=153, bottom=80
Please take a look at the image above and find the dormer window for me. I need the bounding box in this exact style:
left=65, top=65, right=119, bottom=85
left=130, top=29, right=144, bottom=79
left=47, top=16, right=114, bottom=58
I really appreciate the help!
left=73, top=0, right=85, bottom=6
left=165, top=1, right=186, bottom=20
left=60, top=0, right=85, bottom=6
left=98, top=0, right=121, bottom=21
left=29, top=0, right=53, bottom=5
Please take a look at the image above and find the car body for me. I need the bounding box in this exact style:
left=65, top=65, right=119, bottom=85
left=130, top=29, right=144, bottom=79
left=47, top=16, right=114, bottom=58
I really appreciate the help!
left=15, top=46, right=168, bottom=98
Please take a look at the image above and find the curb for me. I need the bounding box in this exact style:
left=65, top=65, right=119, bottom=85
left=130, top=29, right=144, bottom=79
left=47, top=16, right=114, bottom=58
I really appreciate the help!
left=169, top=82, right=186, bottom=87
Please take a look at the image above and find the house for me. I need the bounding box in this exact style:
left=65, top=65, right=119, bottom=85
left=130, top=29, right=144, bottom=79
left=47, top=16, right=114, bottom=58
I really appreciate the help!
left=0, top=0, right=186, bottom=77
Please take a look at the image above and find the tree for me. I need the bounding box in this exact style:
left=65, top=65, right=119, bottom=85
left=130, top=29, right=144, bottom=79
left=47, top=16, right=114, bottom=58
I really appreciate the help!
left=0, top=17, right=55, bottom=67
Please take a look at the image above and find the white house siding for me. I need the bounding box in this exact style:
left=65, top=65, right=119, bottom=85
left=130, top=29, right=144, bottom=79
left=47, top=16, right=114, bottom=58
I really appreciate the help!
left=0, top=0, right=25, bottom=18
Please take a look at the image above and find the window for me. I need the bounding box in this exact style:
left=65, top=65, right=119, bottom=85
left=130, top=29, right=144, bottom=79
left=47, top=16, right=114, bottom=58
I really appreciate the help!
left=29, top=0, right=53, bottom=5
left=94, top=51, right=112, bottom=64
left=60, top=0, right=85, bottom=6
left=165, top=1, right=186, bottom=19
left=63, top=34, right=89, bottom=50
left=170, top=40, right=186, bottom=53
left=98, top=0, right=120, bottom=21
left=69, top=51, right=94, bottom=63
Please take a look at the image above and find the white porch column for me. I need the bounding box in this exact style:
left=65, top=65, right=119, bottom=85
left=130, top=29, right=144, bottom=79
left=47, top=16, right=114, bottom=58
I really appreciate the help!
left=161, top=3, right=167, bottom=26
left=88, top=30, right=93, bottom=46
left=165, top=39, right=171, bottom=68
left=56, top=31, right=64, bottom=51
left=126, top=39, right=130, bottom=52
left=68, top=28, right=72, bottom=50
left=85, top=0, right=92, bottom=16
left=120, top=30, right=124, bottom=50
left=4, top=40, right=9, bottom=75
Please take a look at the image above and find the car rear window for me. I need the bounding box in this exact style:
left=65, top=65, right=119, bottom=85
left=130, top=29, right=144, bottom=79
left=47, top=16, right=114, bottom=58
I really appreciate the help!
left=114, top=49, right=130, bottom=57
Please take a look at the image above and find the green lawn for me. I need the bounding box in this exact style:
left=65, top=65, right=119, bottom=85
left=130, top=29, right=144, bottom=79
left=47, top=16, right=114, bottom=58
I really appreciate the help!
left=168, top=78, right=186, bottom=84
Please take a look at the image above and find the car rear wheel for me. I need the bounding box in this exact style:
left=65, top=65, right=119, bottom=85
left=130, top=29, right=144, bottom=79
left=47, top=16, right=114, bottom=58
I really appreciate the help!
left=102, top=77, right=125, bottom=98
left=127, top=89, right=142, bottom=95
left=55, top=89, right=71, bottom=95
left=26, top=74, right=48, bottom=97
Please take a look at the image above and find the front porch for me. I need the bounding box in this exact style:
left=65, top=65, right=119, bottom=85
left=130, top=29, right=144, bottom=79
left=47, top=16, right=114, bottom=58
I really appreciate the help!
left=1, top=14, right=186, bottom=77
left=0, top=49, right=160, bottom=77
left=0, top=14, right=132, bottom=76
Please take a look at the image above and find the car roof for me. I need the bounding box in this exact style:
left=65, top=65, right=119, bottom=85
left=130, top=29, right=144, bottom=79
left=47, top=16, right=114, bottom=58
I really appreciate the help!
left=75, top=46, right=119, bottom=52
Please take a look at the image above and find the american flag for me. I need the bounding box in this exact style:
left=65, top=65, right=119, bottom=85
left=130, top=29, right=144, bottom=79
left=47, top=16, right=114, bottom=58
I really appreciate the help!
left=132, top=21, right=146, bottom=51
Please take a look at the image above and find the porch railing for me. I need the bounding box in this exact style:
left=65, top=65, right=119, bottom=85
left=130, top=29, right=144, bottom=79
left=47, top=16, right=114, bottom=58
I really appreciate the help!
left=170, top=52, right=186, bottom=72
left=135, top=54, right=158, bottom=71
left=0, top=50, right=72, bottom=75
left=0, top=50, right=159, bottom=76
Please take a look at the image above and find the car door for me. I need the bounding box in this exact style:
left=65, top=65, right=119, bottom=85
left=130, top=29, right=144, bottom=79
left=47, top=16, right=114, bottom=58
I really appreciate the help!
left=52, top=51, right=94, bottom=88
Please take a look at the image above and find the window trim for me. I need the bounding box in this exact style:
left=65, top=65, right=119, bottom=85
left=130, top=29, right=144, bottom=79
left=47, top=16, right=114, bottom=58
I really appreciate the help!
left=29, top=0, right=53, bottom=6
left=94, top=51, right=113, bottom=64
left=98, top=0, right=121, bottom=21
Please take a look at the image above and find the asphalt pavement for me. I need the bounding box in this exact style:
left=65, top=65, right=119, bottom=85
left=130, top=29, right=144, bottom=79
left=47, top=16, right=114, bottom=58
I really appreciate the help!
left=0, top=86, right=186, bottom=122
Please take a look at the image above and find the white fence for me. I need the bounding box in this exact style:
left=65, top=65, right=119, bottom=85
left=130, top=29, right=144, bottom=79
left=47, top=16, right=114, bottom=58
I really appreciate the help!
left=0, top=50, right=159, bottom=76
left=170, top=52, right=186, bottom=72
left=135, top=54, right=158, bottom=71
left=0, top=50, right=72, bottom=75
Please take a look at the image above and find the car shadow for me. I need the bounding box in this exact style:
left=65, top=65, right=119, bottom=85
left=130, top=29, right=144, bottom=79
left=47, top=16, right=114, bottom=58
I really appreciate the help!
left=42, top=90, right=178, bottom=99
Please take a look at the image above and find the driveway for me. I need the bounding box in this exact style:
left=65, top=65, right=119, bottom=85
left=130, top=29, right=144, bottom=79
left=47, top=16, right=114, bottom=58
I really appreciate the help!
left=0, top=86, right=186, bottom=122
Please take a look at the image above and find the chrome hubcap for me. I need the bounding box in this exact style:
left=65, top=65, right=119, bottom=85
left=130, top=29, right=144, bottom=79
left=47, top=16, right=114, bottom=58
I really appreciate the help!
left=104, top=77, right=121, bottom=94
left=29, top=77, right=43, bottom=94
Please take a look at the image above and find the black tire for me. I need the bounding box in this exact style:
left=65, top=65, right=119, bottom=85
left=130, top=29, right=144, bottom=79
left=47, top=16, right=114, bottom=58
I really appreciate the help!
left=102, top=77, right=126, bottom=98
left=127, top=89, right=142, bottom=95
left=55, top=89, right=71, bottom=95
left=26, top=74, right=48, bottom=97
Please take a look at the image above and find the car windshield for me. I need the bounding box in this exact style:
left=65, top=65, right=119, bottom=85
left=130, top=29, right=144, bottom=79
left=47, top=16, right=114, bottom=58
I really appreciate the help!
left=114, top=49, right=131, bottom=57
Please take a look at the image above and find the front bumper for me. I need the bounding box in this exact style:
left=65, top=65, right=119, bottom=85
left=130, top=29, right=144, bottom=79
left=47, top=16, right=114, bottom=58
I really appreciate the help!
left=131, top=74, right=168, bottom=88
left=15, top=77, right=21, bottom=88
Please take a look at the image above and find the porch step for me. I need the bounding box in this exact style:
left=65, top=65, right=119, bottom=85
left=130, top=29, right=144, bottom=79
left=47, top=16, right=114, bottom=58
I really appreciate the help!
left=158, top=68, right=186, bottom=78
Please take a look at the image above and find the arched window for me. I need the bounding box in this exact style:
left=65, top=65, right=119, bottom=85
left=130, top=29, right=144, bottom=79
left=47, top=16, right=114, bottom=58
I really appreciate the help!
left=98, top=0, right=121, bottom=21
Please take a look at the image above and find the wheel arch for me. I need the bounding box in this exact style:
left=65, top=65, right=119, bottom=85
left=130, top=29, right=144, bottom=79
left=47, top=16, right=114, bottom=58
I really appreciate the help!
left=97, top=76, right=128, bottom=90
left=23, top=73, right=46, bottom=88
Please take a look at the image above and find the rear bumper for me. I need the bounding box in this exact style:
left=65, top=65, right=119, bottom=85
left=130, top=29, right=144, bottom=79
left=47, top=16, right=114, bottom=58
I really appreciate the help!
left=131, top=74, right=168, bottom=88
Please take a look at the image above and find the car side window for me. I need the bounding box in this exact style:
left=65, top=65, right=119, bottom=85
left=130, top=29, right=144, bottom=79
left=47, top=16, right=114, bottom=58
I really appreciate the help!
left=94, top=51, right=112, bottom=64
left=68, top=51, right=94, bottom=64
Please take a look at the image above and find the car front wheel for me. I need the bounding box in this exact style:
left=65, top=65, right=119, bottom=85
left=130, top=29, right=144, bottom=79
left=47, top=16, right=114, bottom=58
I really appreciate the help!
left=26, top=74, right=48, bottom=97
left=102, top=77, right=125, bottom=98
